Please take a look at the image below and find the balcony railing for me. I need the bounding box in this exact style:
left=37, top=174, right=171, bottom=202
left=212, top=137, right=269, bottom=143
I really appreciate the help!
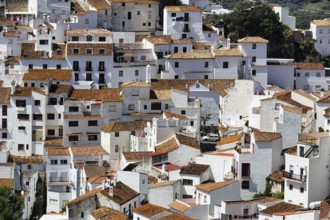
left=73, top=66, right=80, bottom=71
left=85, top=67, right=93, bottom=71
left=98, top=67, right=106, bottom=71
left=183, top=28, right=190, bottom=32
left=49, top=177, right=69, bottom=183
left=283, top=171, right=307, bottom=182
left=98, top=79, right=106, bottom=84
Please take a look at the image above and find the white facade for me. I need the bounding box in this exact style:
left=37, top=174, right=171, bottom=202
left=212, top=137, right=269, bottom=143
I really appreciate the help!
left=310, top=20, right=330, bottom=57
left=273, top=6, right=296, bottom=30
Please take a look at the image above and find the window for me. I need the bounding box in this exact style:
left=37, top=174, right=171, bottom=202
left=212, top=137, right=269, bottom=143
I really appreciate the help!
left=99, top=48, right=105, bottom=54
left=60, top=160, right=67, bottom=165
left=16, top=100, right=26, bottom=107
left=74, top=73, right=79, bottom=81
left=39, top=40, right=48, bottom=45
left=28, top=64, right=33, bottom=69
left=303, top=85, right=310, bottom=90
left=204, top=62, right=208, bottom=68
left=241, top=181, right=249, bottom=189
left=33, top=114, right=42, bottom=120
left=109, top=105, right=116, bottom=112
left=315, top=85, right=322, bottom=91
left=43, top=64, right=48, bottom=69
left=174, top=75, right=179, bottom=79
left=86, top=73, right=92, bottom=81
left=319, top=29, right=323, bottom=34
left=69, top=136, right=78, bottom=142
left=316, top=72, right=321, bottom=77
left=115, top=145, right=119, bottom=152
left=171, top=13, right=176, bottom=17
left=69, top=106, right=79, bottom=112
left=2, top=105, right=7, bottom=116
left=174, top=62, right=179, bottom=68
left=144, top=105, right=147, bottom=110
left=34, top=100, right=41, bottom=106
left=122, top=3, right=125, bottom=6
left=151, top=102, right=161, bottom=110
left=88, top=120, right=98, bottom=126
left=115, top=132, right=119, bottom=137
left=128, top=104, right=135, bottom=111
left=305, top=72, right=309, bottom=77
left=132, top=89, right=139, bottom=96
left=17, top=114, right=29, bottom=120
left=275, top=103, right=281, bottom=110
left=252, top=56, right=256, bottom=62
left=119, top=71, right=123, bottom=77
left=27, top=164, right=31, bottom=169
left=241, top=163, right=250, bottom=177
left=252, top=70, right=256, bottom=76
left=85, top=18, right=89, bottom=24
left=47, top=114, right=55, bottom=120
left=148, top=22, right=151, bottom=26
left=252, top=43, right=256, bottom=49
left=71, top=36, right=79, bottom=41
left=174, top=47, right=178, bottom=53
left=47, top=129, right=55, bottom=136
left=300, top=187, right=304, bottom=193
left=148, top=11, right=151, bottom=19
left=18, top=126, right=25, bottom=131
left=81, top=212, right=84, bottom=218
left=88, top=135, right=98, bottom=141
left=183, top=47, right=187, bottom=52
left=243, top=209, right=249, bottom=216
left=181, top=110, right=186, bottom=115
left=85, top=48, right=92, bottom=55
left=99, top=37, right=106, bottom=42
left=73, top=48, right=79, bottom=54
left=2, top=133, right=7, bottom=138
left=204, top=195, right=207, bottom=203
left=223, top=62, right=228, bottom=68
left=2, top=119, right=7, bottom=129
left=128, top=12, right=131, bottom=20
left=289, top=184, right=293, bottom=190
left=135, top=70, right=139, bottom=76
left=183, top=179, right=193, bottom=185
left=18, top=144, right=24, bottom=150
left=69, top=121, right=79, bottom=127
left=137, top=11, right=140, bottom=15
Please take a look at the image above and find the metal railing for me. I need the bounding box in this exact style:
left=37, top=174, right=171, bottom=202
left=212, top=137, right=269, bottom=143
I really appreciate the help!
left=283, top=171, right=307, bottom=182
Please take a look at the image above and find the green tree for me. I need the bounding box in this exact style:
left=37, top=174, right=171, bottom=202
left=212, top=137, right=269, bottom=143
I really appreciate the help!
left=0, top=187, right=24, bottom=220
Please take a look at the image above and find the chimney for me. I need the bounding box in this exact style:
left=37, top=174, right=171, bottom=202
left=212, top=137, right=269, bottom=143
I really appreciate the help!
left=162, top=164, right=166, bottom=173
left=109, top=185, right=114, bottom=197
left=101, top=180, right=105, bottom=190
left=227, top=38, right=231, bottom=49
left=11, top=80, right=16, bottom=95
left=98, top=153, right=103, bottom=167
left=113, top=176, right=117, bottom=186
left=44, top=83, right=49, bottom=95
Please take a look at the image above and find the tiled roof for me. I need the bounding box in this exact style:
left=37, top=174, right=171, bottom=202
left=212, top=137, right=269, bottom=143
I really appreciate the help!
left=207, top=152, right=235, bottom=157
left=111, top=0, right=159, bottom=4
left=195, top=180, right=239, bottom=193
left=295, top=62, right=324, bottom=70
left=269, top=91, right=312, bottom=114
left=166, top=52, right=213, bottom=59
left=87, top=0, right=111, bottom=10
left=66, top=42, right=113, bottom=56
left=283, top=146, right=297, bottom=155
left=12, top=87, right=47, bottom=97
left=260, top=202, right=302, bottom=215
left=160, top=213, right=194, bottom=220
left=133, top=203, right=166, bottom=217
left=237, top=36, right=269, bottom=43
left=66, top=28, right=113, bottom=37
left=165, top=5, right=200, bottom=12
left=317, top=94, right=330, bottom=103
left=101, top=120, right=149, bottom=132
left=122, top=151, right=151, bottom=161
left=153, top=163, right=181, bottom=171
left=6, top=56, right=20, bottom=63
left=70, top=146, right=109, bottom=156
left=145, top=35, right=191, bottom=45
left=151, top=79, right=235, bottom=97
left=293, top=89, right=317, bottom=101
left=47, top=147, right=70, bottom=156
left=320, top=198, right=330, bottom=219
left=281, top=105, right=302, bottom=114
left=0, top=87, right=10, bottom=104
left=69, top=88, right=122, bottom=102
left=311, top=19, right=330, bottom=26
left=23, top=71, right=51, bottom=81
left=268, top=170, right=284, bottom=183
left=0, top=19, right=15, bottom=25
left=91, top=206, right=128, bottom=220
left=88, top=176, right=107, bottom=184
left=121, top=81, right=150, bottom=88
left=155, top=136, right=179, bottom=153
left=149, top=179, right=180, bottom=189
left=217, top=133, right=243, bottom=146
left=164, top=111, right=188, bottom=120
left=324, top=108, right=330, bottom=117
left=225, top=197, right=281, bottom=205
left=67, top=187, right=102, bottom=205
left=21, top=43, right=66, bottom=59
left=15, top=25, right=32, bottom=31
left=44, top=137, right=64, bottom=147
left=254, top=130, right=281, bottom=142
left=212, top=47, right=242, bottom=57
left=49, top=85, right=72, bottom=94
left=180, top=163, right=209, bottom=175
left=100, top=181, right=140, bottom=205
left=193, top=42, right=211, bottom=50
left=176, top=134, right=199, bottom=149
left=169, top=200, right=190, bottom=212
left=0, top=178, right=14, bottom=188
left=11, top=155, right=43, bottom=164
left=84, top=165, right=106, bottom=178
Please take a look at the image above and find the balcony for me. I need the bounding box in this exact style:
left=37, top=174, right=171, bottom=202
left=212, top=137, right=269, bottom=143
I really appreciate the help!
left=48, top=177, right=72, bottom=185
left=16, top=106, right=26, bottom=112
left=73, top=66, right=80, bottom=71
left=98, top=79, right=106, bottom=84
left=98, top=67, right=106, bottom=72
left=85, top=67, right=93, bottom=72
left=283, top=171, right=307, bottom=182
left=183, top=28, right=190, bottom=32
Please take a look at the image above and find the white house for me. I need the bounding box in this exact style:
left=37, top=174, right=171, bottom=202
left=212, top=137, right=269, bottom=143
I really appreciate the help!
left=310, top=19, right=330, bottom=57
left=149, top=180, right=181, bottom=208
left=272, top=5, right=296, bottom=30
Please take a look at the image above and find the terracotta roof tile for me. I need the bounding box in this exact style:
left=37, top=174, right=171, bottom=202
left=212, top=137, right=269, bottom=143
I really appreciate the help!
left=6, top=56, right=20, bottom=63
left=47, top=147, right=70, bottom=156
left=217, top=133, right=243, bottom=146
left=100, top=181, right=140, bottom=205
left=11, top=155, right=43, bottom=164
left=155, top=136, right=179, bottom=153
left=176, top=133, right=200, bottom=149
left=165, top=5, right=200, bottom=12
left=324, top=108, right=330, bottom=117
left=212, top=47, right=242, bottom=57
left=121, top=81, right=150, bottom=88
left=225, top=197, right=281, bottom=205
left=67, top=42, right=113, bottom=56
left=44, top=137, right=63, bottom=147
left=66, top=28, right=113, bottom=37
left=70, top=146, right=109, bottom=156
left=0, top=19, right=15, bottom=25
left=293, top=89, right=317, bottom=101
left=91, top=206, right=128, bottom=220
left=149, top=179, right=180, bottom=189
left=193, top=42, right=211, bottom=50
left=122, top=151, right=151, bottom=161
left=67, top=187, right=102, bottom=205
left=254, top=130, right=281, bottom=142
left=84, top=165, right=106, bottom=178
left=0, top=87, right=11, bottom=104
left=87, top=0, right=111, bottom=10
left=133, top=203, right=167, bottom=217
left=180, top=163, right=209, bottom=175
left=70, top=88, right=122, bottom=102
left=166, top=52, right=213, bottom=59
left=281, top=105, right=302, bottom=114
left=153, top=163, right=181, bottom=171
left=207, top=152, right=235, bottom=157
left=320, top=198, right=330, bottom=219
left=23, top=72, right=51, bottom=81
left=21, top=43, right=66, bottom=59
left=195, top=180, right=239, bottom=193
left=295, top=62, right=324, bottom=70
left=268, top=170, right=284, bottom=183
left=169, top=200, right=190, bottom=212
left=237, top=36, right=269, bottom=43
left=0, top=178, right=14, bottom=188
left=102, top=121, right=149, bottom=132
left=164, top=111, right=188, bottom=120
left=260, top=202, right=302, bottom=215
left=88, top=176, right=107, bottom=184
left=311, top=19, right=330, bottom=26
left=160, top=213, right=194, bottom=220
left=49, top=85, right=72, bottom=94
left=317, top=94, right=330, bottom=103
left=12, top=87, right=47, bottom=97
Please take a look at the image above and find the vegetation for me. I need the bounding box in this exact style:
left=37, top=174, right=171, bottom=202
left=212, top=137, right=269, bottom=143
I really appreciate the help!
left=0, top=187, right=24, bottom=220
